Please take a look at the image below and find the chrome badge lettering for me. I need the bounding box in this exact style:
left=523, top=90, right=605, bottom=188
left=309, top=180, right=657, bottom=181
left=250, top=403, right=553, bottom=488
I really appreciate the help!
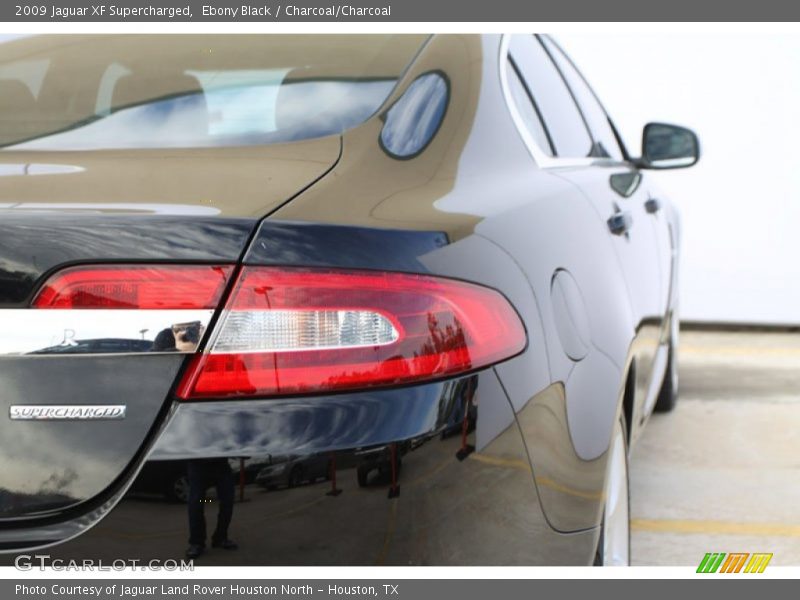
left=9, top=405, right=126, bottom=420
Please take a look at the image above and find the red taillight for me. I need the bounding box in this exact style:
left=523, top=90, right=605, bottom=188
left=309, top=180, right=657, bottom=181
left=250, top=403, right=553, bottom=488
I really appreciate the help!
left=177, top=267, right=526, bottom=399
left=32, top=265, right=234, bottom=309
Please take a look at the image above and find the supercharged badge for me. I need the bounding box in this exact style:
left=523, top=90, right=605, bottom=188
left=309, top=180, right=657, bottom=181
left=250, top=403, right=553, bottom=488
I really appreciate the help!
left=9, top=405, right=126, bottom=421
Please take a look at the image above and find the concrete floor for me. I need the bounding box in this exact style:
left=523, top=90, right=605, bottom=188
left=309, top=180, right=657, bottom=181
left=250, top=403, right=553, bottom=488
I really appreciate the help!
left=630, top=329, right=800, bottom=566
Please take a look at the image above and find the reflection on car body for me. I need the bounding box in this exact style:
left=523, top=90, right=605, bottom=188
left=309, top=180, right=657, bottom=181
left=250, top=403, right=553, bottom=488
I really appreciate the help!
left=255, top=454, right=332, bottom=490
left=0, top=33, right=697, bottom=566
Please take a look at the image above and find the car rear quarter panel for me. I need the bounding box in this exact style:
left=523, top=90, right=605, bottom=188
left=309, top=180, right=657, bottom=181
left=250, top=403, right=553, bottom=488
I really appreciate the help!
left=274, top=34, right=636, bottom=533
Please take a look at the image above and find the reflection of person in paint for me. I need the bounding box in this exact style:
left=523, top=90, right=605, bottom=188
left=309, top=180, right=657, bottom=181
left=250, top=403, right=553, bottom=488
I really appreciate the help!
left=152, top=328, right=176, bottom=351
left=172, top=321, right=203, bottom=352
left=152, top=321, right=203, bottom=353
left=186, top=458, right=237, bottom=559
left=183, top=350, right=253, bottom=560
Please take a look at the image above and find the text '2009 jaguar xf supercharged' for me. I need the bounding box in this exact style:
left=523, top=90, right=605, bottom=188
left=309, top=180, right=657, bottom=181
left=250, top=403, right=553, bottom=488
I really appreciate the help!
left=0, top=34, right=698, bottom=565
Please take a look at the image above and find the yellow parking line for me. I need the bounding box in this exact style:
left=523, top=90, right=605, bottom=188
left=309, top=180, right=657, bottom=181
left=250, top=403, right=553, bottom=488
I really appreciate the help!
left=536, top=476, right=604, bottom=501
left=632, top=518, right=800, bottom=537
left=469, top=453, right=531, bottom=472
left=469, top=454, right=603, bottom=500
left=405, top=456, right=454, bottom=487
left=374, top=499, right=399, bottom=566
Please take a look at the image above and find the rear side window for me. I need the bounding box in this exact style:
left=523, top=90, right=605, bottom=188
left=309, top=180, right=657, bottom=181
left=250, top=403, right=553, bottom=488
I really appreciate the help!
left=508, top=34, right=593, bottom=158
left=504, top=58, right=554, bottom=156
left=380, top=71, right=449, bottom=159
left=539, top=36, right=623, bottom=160
left=0, top=34, right=427, bottom=151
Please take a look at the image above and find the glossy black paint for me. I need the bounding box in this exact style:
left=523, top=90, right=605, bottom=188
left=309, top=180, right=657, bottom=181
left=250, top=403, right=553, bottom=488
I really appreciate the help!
left=0, top=354, right=185, bottom=521
left=0, top=204, right=596, bottom=563
left=0, top=34, right=684, bottom=565
left=0, top=213, right=535, bottom=559
left=244, top=221, right=448, bottom=272
left=0, top=369, right=597, bottom=564
left=0, top=216, right=255, bottom=528
left=151, top=379, right=471, bottom=461
left=0, top=215, right=254, bottom=307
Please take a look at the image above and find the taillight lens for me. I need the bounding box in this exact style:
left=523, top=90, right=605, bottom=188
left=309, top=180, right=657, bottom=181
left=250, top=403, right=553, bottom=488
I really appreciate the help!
left=177, top=267, right=526, bottom=399
left=32, top=265, right=234, bottom=309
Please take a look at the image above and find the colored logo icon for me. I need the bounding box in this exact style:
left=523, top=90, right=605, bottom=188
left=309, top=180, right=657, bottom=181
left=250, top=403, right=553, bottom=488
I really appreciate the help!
left=697, top=553, right=773, bottom=573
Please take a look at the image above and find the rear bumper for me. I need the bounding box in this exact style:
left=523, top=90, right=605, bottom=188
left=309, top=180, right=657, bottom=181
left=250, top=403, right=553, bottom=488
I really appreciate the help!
left=0, top=369, right=598, bottom=564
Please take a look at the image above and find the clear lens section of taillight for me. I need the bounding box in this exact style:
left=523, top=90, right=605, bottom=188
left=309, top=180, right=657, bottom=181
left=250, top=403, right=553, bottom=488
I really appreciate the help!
left=211, top=310, right=400, bottom=352
left=32, top=265, right=234, bottom=309
left=177, top=267, right=526, bottom=399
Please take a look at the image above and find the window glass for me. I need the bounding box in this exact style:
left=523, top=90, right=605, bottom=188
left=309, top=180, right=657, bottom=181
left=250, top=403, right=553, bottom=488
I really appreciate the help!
left=540, top=36, right=623, bottom=160
left=508, top=34, right=593, bottom=158
left=505, top=58, right=554, bottom=156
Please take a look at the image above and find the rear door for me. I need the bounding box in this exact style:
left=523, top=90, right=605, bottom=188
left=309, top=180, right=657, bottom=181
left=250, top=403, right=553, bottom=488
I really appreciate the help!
left=539, top=34, right=672, bottom=326
left=508, top=34, right=668, bottom=408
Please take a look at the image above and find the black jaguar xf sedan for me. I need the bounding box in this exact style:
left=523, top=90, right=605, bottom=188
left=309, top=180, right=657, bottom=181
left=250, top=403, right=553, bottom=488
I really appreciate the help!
left=0, top=33, right=697, bottom=565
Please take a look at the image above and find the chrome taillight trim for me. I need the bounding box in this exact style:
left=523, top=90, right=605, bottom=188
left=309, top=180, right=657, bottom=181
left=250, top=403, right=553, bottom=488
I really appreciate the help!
left=0, top=309, right=214, bottom=356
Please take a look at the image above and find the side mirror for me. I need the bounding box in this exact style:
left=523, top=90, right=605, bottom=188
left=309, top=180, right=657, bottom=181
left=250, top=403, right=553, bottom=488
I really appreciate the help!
left=638, top=122, right=699, bottom=169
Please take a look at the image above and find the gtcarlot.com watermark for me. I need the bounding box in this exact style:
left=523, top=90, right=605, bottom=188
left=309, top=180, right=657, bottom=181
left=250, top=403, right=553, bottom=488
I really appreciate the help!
left=14, top=554, right=194, bottom=571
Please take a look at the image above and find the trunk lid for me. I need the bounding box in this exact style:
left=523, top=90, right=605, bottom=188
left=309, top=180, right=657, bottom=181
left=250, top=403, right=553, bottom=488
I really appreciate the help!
left=0, top=138, right=339, bottom=521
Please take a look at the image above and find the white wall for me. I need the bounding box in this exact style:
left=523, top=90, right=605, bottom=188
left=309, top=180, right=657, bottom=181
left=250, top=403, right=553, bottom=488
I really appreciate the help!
left=558, top=33, right=800, bottom=325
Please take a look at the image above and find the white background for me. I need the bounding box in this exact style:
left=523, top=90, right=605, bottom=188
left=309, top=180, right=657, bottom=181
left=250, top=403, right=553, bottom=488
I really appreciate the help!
left=559, top=33, right=800, bottom=325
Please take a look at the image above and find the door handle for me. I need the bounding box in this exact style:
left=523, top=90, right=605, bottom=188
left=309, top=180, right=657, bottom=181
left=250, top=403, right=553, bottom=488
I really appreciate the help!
left=607, top=211, right=633, bottom=236
left=645, top=197, right=661, bottom=214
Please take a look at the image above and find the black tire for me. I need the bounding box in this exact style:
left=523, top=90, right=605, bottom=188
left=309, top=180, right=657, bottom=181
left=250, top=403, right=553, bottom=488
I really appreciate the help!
left=654, top=343, right=678, bottom=413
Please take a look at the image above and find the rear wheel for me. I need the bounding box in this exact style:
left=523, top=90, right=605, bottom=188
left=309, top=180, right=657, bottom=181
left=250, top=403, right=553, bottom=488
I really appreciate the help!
left=594, top=417, right=630, bottom=566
